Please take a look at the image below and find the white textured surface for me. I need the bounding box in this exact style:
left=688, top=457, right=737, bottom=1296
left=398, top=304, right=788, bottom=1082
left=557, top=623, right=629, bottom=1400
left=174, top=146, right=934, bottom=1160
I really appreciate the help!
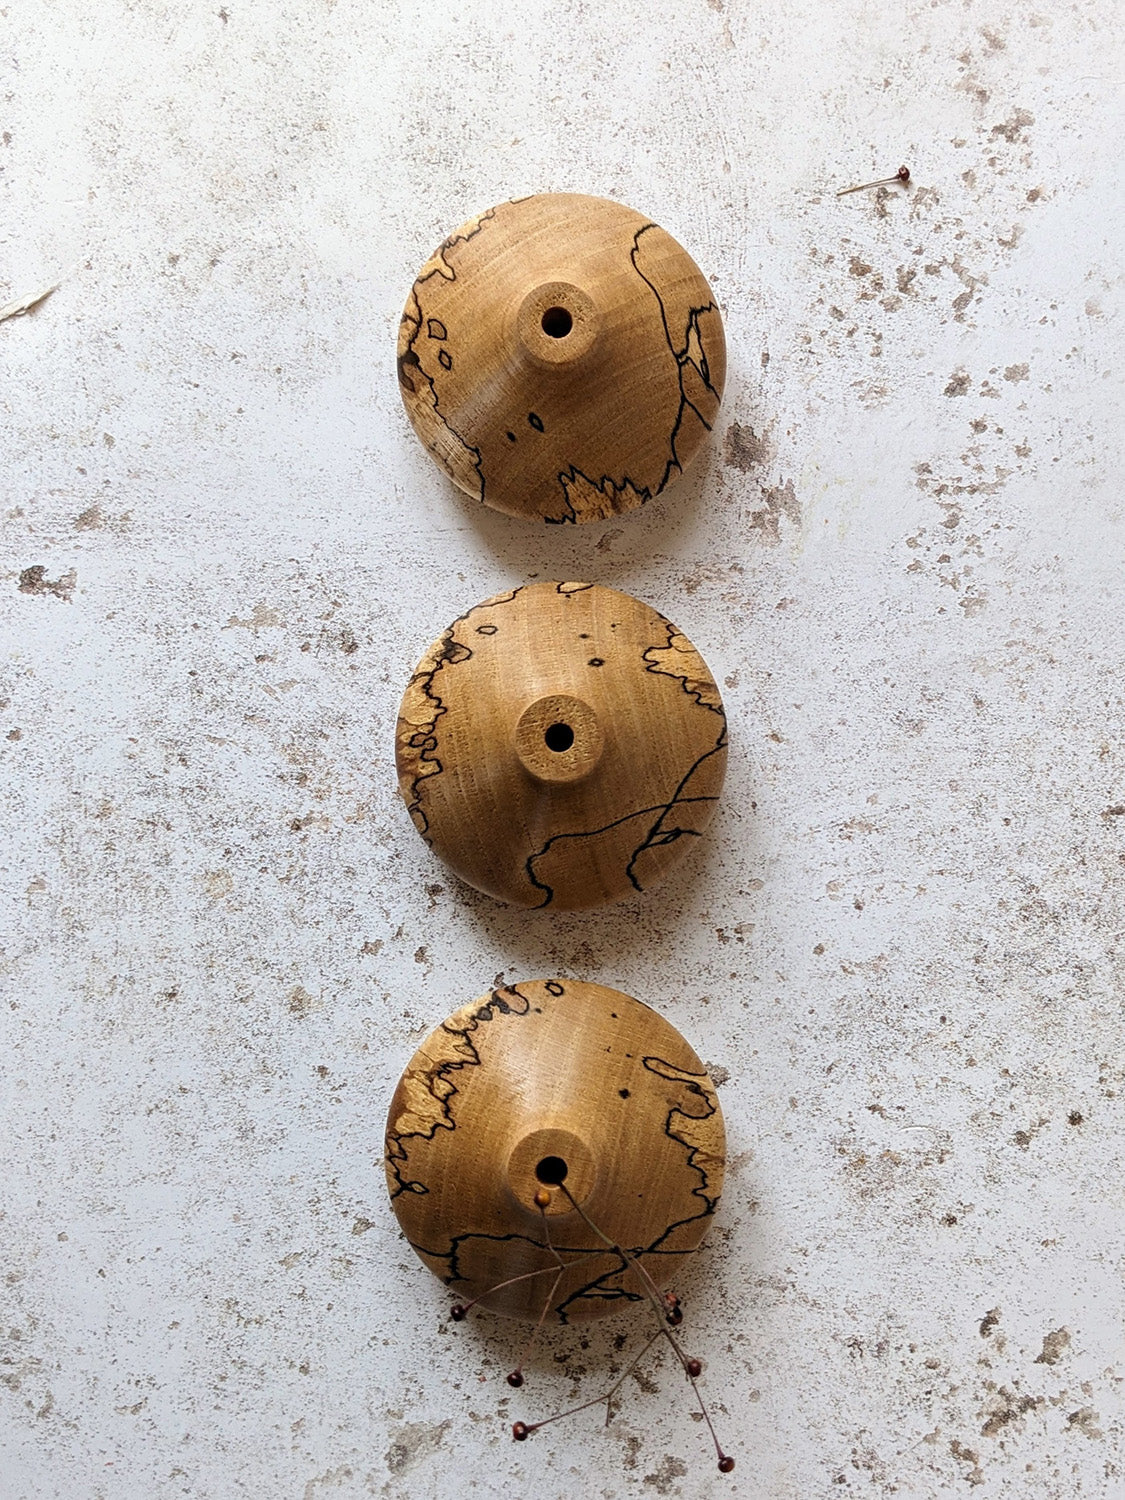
left=2, top=2, right=1124, bottom=1496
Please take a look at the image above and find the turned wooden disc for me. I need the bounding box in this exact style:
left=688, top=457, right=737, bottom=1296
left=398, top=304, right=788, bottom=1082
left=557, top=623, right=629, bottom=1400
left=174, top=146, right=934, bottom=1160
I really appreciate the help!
left=395, top=581, right=728, bottom=909
left=385, top=979, right=725, bottom=1322
left=397, top=193, right=726, bottom=524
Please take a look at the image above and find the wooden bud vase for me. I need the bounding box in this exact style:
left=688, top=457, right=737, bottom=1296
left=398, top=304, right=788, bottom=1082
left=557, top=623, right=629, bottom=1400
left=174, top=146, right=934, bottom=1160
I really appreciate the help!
left=385, top=979, right=725, bottom=1322
left=397, top=193, right=726, bottom=524
left=395, top=581, right=728, bottom=910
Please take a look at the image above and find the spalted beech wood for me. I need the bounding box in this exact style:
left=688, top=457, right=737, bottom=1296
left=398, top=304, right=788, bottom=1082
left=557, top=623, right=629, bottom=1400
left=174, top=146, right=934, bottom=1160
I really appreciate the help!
left=385, top=979, right=726, bottom=1322
left=397, top=193, right=726, bottom=523
left=394, top=581, right=728, bottom=910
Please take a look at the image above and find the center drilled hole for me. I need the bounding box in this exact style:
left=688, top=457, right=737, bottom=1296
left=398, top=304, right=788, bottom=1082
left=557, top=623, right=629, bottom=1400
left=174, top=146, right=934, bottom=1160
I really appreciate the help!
left=544, top=722, right=574, bottom=752
left=541, top=306, right=573, bottom=339
left=535, top=1155, right=569, bottom=1185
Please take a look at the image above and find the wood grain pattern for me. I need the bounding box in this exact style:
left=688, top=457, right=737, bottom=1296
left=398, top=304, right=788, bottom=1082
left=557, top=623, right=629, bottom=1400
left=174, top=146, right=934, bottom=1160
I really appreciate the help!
left=397, top=193, right=726, bottom=523
left=385, top=979, right=726, bottom=1322
left=395, top=581, right=728, bottom=909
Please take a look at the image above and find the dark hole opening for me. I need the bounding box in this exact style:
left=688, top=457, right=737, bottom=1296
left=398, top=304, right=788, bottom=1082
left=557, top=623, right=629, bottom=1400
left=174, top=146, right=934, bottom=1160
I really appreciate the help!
left=541, top=306, right=573, bottom=339
left=535, top=1155, right=569, bottom=1185
left=544, top=722, right=574, bottom=752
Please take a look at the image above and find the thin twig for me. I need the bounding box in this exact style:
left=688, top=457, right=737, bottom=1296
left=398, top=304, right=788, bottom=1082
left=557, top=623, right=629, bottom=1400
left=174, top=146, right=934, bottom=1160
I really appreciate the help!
left=521, top=1329, right=663, bottom=1435
left=452, top=1249, right=601, bottom=1318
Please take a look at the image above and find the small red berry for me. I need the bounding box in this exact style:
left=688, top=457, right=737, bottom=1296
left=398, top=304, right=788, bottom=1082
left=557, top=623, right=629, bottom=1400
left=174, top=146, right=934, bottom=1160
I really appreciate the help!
left=450, top=1304, right=466, bottom=1322
left=666, top=1305, right=683, bottom=1326
left=719, top=1455, right=735, bottom=1473
left=507, top=1370, right=524, bottom=1388
left=512, top=1421, right=529, bottom=1441
left=686, top=1358, right=703, bottom=1378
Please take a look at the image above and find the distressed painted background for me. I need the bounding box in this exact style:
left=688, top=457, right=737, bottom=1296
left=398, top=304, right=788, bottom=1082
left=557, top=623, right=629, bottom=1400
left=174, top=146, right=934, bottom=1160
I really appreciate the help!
left=2, top=0, right=1123, bottom=1495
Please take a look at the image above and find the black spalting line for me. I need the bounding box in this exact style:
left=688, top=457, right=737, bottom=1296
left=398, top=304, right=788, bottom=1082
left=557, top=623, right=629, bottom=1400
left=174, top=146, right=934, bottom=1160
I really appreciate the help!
left=623, top=619, right=728, bottom=888
left=628, top=222, right=721, bottom=496
left=552, top=1238, right=702, bottom=1321
left=554, top=1060, right=721, bottom=1317
left=522, top=606, right=728, bottom=903
left=398, top=287, right=486, bottom=502
left=417, top=1227, right=572, bottom=1288
left=411, top=1228, right=699, bottom=1324
left=623, top=733, right=727, bottom=894
left=642, top=614, right=727, bottom=718
left=545, top=225, right=720, bottom=521
left=400, top=623, right=474, bottom=842
left=523, top=794, right=719, bottom=909
left=417, top=205, right=498, bottom=288
left=640, top=1057, right=721, bottom=1224
left=397, top=208, right=498, bottom=503
left=385, top=986, right=533, bottom=1200
left=400, top=589, right=523, bottom=838
left=552, top=465, right=652, bottom=525
left=410, top=1228, right=623, bottom=1309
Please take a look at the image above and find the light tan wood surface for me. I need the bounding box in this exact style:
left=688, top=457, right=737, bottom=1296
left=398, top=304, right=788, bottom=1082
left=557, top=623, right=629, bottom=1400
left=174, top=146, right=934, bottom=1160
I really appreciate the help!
left=395, top=581, right=728, bottom=909
left=384, top=979, right=726, bottom=1322
left=397, top=192, right=726, bottom=523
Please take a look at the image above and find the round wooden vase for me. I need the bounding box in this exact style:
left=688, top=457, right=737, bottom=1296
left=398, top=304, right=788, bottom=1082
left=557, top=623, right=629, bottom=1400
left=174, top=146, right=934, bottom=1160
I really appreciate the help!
left=397, top=193, right=726, bottom=524
left=385, top=979, right=725, bottom=1322
left=395, top=581, right=728, bottom=910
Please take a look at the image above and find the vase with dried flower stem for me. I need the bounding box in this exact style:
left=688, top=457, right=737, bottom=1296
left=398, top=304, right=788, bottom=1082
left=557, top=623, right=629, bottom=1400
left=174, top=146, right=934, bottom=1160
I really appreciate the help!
left=384, top=978, right=734, bottom=1472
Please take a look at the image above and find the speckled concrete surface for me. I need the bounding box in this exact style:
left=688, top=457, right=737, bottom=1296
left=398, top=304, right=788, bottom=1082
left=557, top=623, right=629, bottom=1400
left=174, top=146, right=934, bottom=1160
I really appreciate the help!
left=2, top=1, right=1124, bottom=1496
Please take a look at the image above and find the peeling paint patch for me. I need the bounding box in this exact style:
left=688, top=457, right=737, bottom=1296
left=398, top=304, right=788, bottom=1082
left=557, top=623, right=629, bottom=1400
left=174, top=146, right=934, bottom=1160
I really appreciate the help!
left=18, top=565, right=75, bottom=599
left=1066, top=1407, right=1103, bottom=1440
left=990, top=108, right=1034, bottom=141
left=1035, top=1328, right=1071, bottom=1365
left=642, top=1454, right=688, bottom=1493
left=383, top=1419, right=450, bottom=1475
left=723, top=421, right=773, bottom=472
left=747, top=479, right=799, bottom=544
left=227, top=602, right=283, bottom=629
